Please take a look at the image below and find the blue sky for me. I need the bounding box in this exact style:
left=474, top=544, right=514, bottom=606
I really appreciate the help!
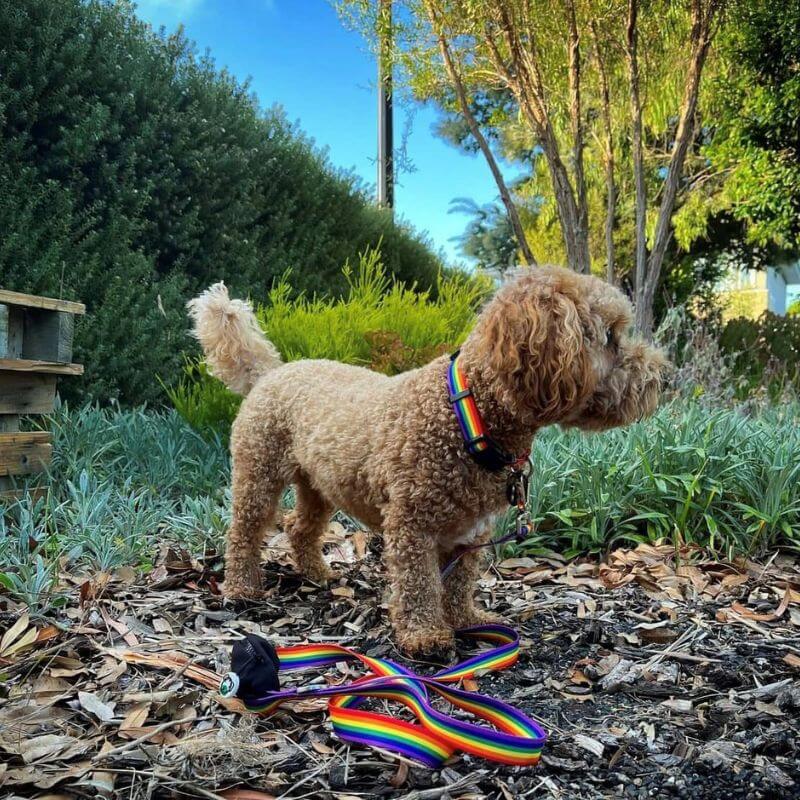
left=133, top=0, right=510, bottom=264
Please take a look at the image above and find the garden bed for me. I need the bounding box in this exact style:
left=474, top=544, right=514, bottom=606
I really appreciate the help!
left=2, top=527, right=799, bottom=800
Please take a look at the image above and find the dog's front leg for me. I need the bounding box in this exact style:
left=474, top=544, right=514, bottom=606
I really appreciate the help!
left=383, top=509, right=455, bottom=660
left=440, top=542, right=502, bottom=629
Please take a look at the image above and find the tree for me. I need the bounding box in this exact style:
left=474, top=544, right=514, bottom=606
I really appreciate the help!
left=626, top=0, right=724, bottom=333
left=337, top=0, right=726, bottom=335
left=0, top=0, right=446, bottom=403
left=449, top=197, right=520, bottom=273
left=674, top=0, right=800, bottom=255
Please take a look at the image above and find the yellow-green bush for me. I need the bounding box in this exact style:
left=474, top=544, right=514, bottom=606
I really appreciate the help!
left=169, top=249, right=491, bottom=434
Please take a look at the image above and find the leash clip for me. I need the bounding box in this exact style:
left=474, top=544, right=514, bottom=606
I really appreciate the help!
left=515, top=508, right=532, bottom=541
left=506, top=466, right=530, bottom=508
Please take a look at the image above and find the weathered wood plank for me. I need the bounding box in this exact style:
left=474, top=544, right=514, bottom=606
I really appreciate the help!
left=0, top=373, right=57, bottom=415
left=0, top=431, right=50, bottom=444
left=0, top=432, right=52, bottom=476
left=0, top=358, right=83, bottom=376
left=0, top=416, right=21, bottom=432
left=0, top=485, right=48, bottom=503
left=2, top=305, right=24, bottom=358
left=23, top=309, right=76, bottom=362
left=0, top=289, right=85, bottom=315
left=0, top=305, right=7, bottom=358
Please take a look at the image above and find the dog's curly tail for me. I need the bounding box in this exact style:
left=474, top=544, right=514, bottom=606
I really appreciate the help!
left=187, top=282, right=283, bottom=395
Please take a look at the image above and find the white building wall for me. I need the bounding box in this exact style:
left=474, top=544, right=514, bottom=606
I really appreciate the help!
left=767, top=267, right=787, bottom=315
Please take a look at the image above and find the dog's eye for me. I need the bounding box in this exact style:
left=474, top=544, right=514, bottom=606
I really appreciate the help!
left=605, top=328, right=613, bottom=346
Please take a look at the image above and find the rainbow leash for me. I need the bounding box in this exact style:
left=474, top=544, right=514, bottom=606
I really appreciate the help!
left=220, top=624, right=547, bottom=768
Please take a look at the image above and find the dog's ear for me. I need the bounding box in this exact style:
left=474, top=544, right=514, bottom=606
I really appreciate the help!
left=474, top=270, right=595, bottom=422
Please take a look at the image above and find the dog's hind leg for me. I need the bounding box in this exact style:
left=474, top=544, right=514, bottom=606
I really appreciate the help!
left=223, top=434, right=285, bottom=599
left=285, top=475, right=335, bottom=584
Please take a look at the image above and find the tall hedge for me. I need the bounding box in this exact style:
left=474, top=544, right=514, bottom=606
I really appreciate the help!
left=0, top=0, right=442, bottom=403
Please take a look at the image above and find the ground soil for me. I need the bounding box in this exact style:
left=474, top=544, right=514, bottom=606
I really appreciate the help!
left=2, top=527, right=799, bottom=800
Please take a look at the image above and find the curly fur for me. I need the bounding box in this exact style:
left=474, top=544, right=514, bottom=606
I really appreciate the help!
left=188, top=266, right=668, bottom=658
left=187, top=282, right=282, bottom=395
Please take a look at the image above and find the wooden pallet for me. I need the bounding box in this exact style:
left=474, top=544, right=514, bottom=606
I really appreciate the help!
left=0, top=290, right=84, bottom=499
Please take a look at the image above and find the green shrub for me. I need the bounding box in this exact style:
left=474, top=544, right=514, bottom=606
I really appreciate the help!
left=505, top=401, right=800, bottom=560
left=170, top=248, right=491, bottom=433
left=1, top=401, right=798, bottom=614
left=0, top=0, right=443, bottom=405
left=719, top=311, right=800, bottom=397
left=163, top=360, right=241, bottom=441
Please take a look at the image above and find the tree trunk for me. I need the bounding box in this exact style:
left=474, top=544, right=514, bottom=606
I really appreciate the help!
left=591, top=19, right=616, bottom=284
left=642, top=0, right=716, bottom=331
left=626, top=0, right=648, bottom=330
left=485, top=7, right=592, bottom=274
left=566, top=0, right=591, bottom=275
left=430, top=10, right=536, bottom=267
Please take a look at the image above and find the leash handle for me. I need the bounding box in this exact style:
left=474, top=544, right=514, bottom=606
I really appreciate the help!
left=223, top=624, right=547, bottom=768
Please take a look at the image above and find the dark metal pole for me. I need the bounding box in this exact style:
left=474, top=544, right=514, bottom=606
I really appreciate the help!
left=377, top=0, right=394, bottom=212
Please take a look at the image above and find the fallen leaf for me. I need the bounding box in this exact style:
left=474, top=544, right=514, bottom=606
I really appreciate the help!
left=574, top=733, right=604, bottom=758
left=729, top=588, right=790, bottom=622
left=78, top=692, right=116, bottom=722
left=783, top=653, right=800, bottom=670
left=119, top=702, right=150, bottom=733
left=720, top=573, right=750, bottom=590
left=389, top=761, right=410, bottom=788
left=662, top=698, right=693, bottom=714
left=0, top=614, right=38, bottom=659
left=498, top=557, right=538, bottom=571
left=19, top=734, right=89, bottom=764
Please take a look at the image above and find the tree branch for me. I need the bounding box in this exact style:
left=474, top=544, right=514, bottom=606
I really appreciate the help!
left=641, top=0, right=722, bottom=332
left=426, top=3, right=537, bottom=266
left=567, top=0, right=590, bottom=274
left=626, top=0, right=648, bottom=329
left=590, top=18, right=617, bottom=284
left=485, top=0, right=591, bottom=273
left=589, top=19, right=617, bottom=284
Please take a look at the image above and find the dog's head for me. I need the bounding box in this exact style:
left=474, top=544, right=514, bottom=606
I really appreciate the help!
left=462, top=266, right=668, bottom=431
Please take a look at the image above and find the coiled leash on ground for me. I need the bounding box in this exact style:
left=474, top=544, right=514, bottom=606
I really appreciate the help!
left=219, top=625, right=547, bottom=767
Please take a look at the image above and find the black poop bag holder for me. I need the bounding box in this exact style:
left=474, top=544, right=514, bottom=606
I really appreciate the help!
left=219, top=634, right=281, bottom=703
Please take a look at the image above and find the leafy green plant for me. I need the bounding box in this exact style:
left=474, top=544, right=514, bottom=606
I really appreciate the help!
left=719, top=311, right=800, bottom=398
left=170, top=248, right=490, bottom=433
left=1, top=400, right=798, bottom=615
left=508, top=401, right=800, bottom=560
left=164, top=361, right=241, bottom=440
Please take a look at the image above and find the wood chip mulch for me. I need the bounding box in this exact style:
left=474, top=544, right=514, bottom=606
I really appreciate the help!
left=2, top=525, right=800, bottom=800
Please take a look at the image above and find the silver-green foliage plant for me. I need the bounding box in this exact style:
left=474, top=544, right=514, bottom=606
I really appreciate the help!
left=509, top=402, right=800, bottom=560
left=0, top=404, right=230, bottom=614
left=1, top=400, right=797, bottom=615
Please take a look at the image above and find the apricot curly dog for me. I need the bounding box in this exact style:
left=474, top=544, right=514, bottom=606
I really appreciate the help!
left=189, top=267, right=667, bottom=658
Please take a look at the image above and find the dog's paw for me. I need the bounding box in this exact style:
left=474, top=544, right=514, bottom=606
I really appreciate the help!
left=221, top=581, right=267, bottom=601
left=447, top=605, right=503, bottom=630
left=397, top=626, right=456, bottom=664
left=299, top=559, right=337, bottom=586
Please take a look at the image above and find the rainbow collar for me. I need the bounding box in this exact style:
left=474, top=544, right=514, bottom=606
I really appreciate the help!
left=447, top=352, right=529, bottom=472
